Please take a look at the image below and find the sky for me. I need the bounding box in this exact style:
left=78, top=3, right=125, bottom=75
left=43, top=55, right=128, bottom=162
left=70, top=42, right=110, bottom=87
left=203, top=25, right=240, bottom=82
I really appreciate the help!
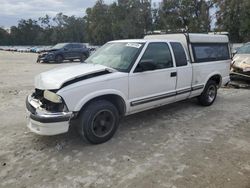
left=0, top=0, right=162, bottom=28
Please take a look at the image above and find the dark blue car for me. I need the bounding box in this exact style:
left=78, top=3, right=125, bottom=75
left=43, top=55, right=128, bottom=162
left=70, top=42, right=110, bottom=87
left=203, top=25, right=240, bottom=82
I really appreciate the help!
left=37, top=43, right=90, bottom=63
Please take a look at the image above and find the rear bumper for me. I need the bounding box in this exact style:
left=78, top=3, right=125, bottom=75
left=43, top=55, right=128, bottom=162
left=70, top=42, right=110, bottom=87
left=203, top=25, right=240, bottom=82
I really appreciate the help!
left=222, top=76, right=230, bottom=86
left=26, top=95, right=73, bottom=135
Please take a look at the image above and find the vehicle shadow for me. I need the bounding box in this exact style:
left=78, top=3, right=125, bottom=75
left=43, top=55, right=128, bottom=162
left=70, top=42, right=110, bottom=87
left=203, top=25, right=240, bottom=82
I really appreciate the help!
left=30, top=98, right=201, bottom=151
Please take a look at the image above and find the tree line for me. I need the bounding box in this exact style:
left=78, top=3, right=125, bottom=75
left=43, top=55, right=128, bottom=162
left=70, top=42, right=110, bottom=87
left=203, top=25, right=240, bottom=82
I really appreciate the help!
left=0, top=0, right=250, bottom=46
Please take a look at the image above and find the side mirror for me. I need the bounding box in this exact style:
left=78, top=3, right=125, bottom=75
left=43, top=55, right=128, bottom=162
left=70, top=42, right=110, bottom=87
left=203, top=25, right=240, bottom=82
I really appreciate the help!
left=64, top=47, right=69, bottom=51
left=135, top=59, right=156, bottom=72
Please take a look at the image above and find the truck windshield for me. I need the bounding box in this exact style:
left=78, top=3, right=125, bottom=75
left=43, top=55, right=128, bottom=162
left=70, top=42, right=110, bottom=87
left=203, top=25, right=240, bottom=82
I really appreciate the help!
left=85, top=42, right=145, bottom=72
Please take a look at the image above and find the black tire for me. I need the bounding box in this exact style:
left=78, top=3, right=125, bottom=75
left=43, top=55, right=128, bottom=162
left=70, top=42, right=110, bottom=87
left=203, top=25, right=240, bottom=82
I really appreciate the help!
left=198, top=80, right=217, bottom=106
left=80, top=54, right=87, bottom=62
left=77, top=100, right=119, bottom=144
left=55, top=55, right=63, bottom=63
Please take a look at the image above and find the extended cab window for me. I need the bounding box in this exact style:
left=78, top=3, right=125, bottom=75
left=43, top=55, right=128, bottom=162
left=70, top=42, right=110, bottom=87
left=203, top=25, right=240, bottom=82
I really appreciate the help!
left=139, top=42, right=173, bottom=69
left=170, top=42, right=187, bottom=67
left=192, top=43, right=230, bottom=63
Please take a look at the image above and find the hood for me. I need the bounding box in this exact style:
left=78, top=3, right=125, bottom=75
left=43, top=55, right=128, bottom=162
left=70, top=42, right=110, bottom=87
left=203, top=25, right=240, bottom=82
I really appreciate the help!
left=233, top=54, right=250, bottom=71
left=35, top=63, right=114, bottom=90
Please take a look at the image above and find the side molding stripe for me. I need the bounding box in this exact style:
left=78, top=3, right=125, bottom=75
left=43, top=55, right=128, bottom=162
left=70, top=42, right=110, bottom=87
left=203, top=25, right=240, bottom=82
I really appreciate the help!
left=131, top=91, right=176, bottom=106
left=192, top=84, right=204, bottom=91
left=130, top=84, right=204, bottom=107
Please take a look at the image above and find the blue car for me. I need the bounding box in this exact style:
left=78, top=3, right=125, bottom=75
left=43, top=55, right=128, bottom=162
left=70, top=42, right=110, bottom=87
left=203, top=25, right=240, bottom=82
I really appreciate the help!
left=37, top=43, right=90, bottom=63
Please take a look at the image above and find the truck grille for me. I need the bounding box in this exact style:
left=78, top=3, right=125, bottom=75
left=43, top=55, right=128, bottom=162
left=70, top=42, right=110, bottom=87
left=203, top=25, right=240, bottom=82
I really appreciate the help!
left=33, top=89, right=44, bottom=100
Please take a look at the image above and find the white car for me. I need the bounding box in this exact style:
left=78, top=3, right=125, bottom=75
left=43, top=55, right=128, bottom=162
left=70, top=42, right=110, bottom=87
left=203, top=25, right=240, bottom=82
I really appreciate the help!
left=26, top=33, right=231, bottom=144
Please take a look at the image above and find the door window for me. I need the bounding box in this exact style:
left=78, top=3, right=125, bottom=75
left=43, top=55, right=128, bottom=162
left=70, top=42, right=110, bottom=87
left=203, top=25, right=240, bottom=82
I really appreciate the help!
left=171, top=42, right=188, bottom=67
left=139, top=42, right=173, bottom=70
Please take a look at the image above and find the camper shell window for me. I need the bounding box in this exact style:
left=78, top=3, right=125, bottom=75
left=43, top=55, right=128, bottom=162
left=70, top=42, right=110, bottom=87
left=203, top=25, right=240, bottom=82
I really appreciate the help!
left=192, top=43, right=230, bottom=63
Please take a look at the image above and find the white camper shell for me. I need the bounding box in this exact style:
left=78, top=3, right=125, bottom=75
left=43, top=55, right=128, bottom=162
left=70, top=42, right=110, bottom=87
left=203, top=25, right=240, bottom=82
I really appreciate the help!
left=144, top=33, right=231, bottom=63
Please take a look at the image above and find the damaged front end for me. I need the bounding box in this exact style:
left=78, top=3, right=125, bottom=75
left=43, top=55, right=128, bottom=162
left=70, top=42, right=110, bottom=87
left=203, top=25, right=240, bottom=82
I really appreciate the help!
left=231, top=60, right=250, bottom=81
left=26, top=89, right=73, bottom=135
left=231, top=44, right=250, bottom=81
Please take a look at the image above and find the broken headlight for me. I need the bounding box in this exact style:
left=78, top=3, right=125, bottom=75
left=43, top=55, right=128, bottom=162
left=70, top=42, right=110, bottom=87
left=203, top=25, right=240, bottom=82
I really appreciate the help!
left=44, top=90, right=62, bottom=103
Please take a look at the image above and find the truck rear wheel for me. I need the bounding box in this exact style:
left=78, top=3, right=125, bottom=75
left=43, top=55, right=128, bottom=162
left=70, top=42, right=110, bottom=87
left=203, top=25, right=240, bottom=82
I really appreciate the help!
left=77, top=100, right=119, bottom=144
left=198, top=80, right=217, bottom=106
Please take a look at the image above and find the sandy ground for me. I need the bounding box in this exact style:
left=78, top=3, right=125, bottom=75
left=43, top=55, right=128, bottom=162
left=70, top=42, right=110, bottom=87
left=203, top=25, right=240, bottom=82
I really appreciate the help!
left=0, top=51, right=250, bottom=188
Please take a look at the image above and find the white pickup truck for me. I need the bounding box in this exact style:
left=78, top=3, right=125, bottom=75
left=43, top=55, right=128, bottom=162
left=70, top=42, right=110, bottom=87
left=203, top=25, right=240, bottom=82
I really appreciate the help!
left=26, top=33, right=231, bottom=144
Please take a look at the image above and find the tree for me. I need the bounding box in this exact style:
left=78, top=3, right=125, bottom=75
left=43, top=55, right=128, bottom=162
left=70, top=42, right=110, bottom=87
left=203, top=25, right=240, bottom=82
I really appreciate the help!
left=8, top=19, right=42, bottom=45
left=240, top=0, right=250, bottom=42
left=214, top=0, right=250, bottom=42
left=112, top=0, right=152, bottom=38
left=0, top=27, right=10, bottom=45
left=158, top=0, right=213, bottom=33
left=51, top=13, right=86, bottom=43
left=85, top=0, right=113, bottom=45
left=85, top=0, right=152, bottom=44
left=0, top=0, right=249, bottom=45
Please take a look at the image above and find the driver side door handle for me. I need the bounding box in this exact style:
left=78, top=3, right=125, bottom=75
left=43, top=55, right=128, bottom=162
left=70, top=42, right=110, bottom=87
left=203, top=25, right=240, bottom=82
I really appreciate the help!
left=170, top=72, right=177, bottom=77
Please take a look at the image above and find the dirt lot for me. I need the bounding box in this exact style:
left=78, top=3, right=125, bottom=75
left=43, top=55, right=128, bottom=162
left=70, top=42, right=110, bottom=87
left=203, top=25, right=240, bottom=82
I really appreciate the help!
left=0, top=51, right=250, bottom=188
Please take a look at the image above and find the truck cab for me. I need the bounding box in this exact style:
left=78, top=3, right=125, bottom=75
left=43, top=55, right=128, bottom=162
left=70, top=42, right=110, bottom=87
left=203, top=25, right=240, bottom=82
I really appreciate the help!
left=26, top=34, right=231, bottom=144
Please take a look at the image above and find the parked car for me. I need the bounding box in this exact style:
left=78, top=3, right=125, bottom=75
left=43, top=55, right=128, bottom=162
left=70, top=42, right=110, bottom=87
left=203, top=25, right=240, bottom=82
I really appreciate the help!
left=231, top=43, right=250, bottom=81
left=26, top=34, right=231, bottom=144
left=17, top=47, right=31, bottom=53
left=37, top=43, right=90, bottom=63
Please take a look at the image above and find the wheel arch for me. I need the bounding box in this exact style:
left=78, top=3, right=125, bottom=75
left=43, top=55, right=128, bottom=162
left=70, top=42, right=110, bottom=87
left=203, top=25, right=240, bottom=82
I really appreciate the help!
left=74, top=91, right=128, bottom=117
left=205, top=73, right=222, bottom=88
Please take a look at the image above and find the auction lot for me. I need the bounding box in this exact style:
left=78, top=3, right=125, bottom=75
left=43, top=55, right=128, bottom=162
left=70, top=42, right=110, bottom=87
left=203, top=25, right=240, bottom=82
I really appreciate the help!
left=0, top=51, right=250, bottom=188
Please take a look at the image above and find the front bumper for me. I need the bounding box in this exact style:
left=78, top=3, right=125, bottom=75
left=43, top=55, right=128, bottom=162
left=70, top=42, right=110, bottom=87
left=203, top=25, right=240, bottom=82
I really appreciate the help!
left=230, top=67, right=250, bottom=81
left=37, top=53, right=54, bottom=63
left=26, top=95, right=73, bottom=135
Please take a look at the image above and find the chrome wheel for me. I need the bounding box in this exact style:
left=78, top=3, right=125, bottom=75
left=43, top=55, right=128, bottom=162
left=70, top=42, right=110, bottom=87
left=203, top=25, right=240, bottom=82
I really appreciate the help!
left=207, top=85, right=216, bottom=103
left=198, top=80, right=217, bottom=106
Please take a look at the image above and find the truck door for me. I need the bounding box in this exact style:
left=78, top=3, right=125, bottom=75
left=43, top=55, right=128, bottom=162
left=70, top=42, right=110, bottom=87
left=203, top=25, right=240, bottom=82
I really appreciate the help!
left=170, top=42, right=192, bottom=101
left=129, top=42, right=177, bottom=113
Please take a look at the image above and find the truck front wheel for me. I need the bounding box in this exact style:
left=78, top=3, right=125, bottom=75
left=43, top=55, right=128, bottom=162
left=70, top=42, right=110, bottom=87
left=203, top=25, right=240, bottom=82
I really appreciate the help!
left=198, top=80, right=217, bottom=106
left=77, top=100, right=119, bottom=144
